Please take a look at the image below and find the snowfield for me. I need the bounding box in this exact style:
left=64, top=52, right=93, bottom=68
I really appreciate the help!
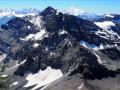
left=94, top=21, right=120, bottom=40
left=29, top=16, right=44, bottom=29
left=94, top=21, right=115, bottom=30
left=20, top=29, right=46, bottom=41
left=24, top=67, right=63, bottom=90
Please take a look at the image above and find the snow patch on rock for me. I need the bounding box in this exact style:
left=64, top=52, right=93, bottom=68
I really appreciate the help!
left=29, top=16, right=44, bottom=29
left=20, top=29, right=46, bottom=41
left=94, top=21, right=120, bottom=40
left=0, top=54, right=6, bottom=63
left=59, top=30, right=67, bottom=35
left=94, top=21, right=115, bottom=30
left=93, top=51, right=106, bottom=65
left=80, top=40, right=105, bottom=50
left=24, top=67, right=63, bottom=90
left=10, top=82, right=18, bottom=87
left=33, top=43, right=39, bottom=48
left=78, top=82, right=84, bottom=90
left=105, top=14, right=114, bottom=18
left=0, top=74, right=8, bottom=78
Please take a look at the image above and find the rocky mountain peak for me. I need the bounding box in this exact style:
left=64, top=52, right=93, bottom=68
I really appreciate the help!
left=0, top=6, right=120, bottom=90
left=40, top=6, right=57, bottom=16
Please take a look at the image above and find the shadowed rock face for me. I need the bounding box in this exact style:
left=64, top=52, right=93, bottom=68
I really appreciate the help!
left=101, top=48, right=120, bottom=61
left=0, top=6, right=120, bottom=90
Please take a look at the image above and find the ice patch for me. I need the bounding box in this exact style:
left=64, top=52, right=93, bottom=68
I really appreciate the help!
left=24, top=67, right=63, bottom=90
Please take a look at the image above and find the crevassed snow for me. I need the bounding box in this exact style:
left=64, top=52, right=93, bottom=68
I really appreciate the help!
left=94, top=21, right=115, bottom=30
left=10, top=82, right=18, bottom=87
left=24, top=67, right=63, bottom=90
left=20, top=29, right=46, bottom=41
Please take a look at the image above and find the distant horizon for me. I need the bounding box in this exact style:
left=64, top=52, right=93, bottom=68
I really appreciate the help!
left=0, top=0, right=119, bottom=14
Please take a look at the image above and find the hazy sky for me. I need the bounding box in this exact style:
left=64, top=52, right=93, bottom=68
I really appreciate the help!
left=0, top=0, right=119, bottom=14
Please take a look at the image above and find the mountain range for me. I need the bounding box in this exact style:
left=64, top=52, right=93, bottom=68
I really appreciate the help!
left=0, top=6, right=120, bottom=90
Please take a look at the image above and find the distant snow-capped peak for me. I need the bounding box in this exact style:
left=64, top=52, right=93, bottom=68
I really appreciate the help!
left=61, top=7, right=99, bottom=21
left=0, top=8, right=40, bottom=25
left=0, top=8, right=39, bottom=17
left=104, top=14, right=114, bottom=18
left=62, top=7, right=85, bottom=16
